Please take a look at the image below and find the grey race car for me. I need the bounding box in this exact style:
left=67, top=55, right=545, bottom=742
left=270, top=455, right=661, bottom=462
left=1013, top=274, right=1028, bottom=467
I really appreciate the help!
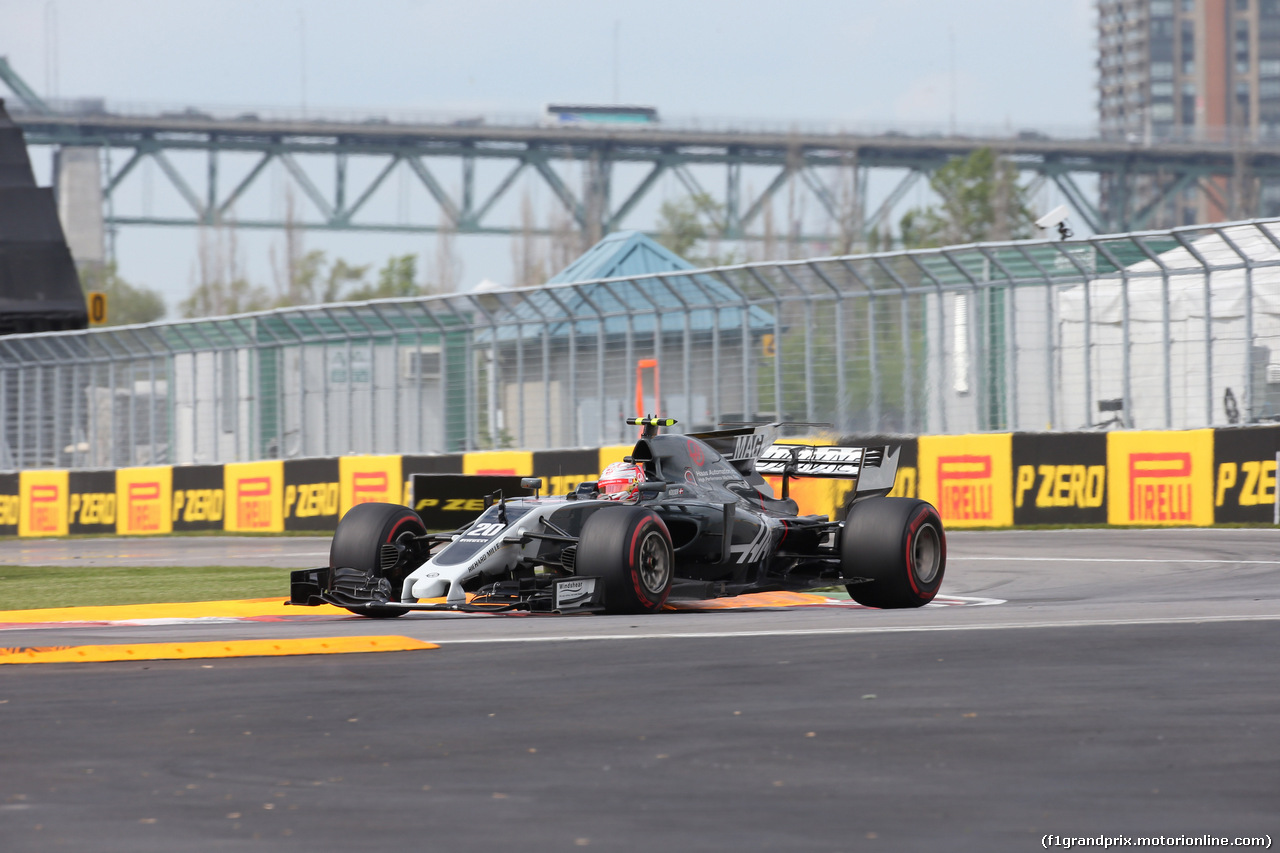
left=288, top=418, right=946, bottom=616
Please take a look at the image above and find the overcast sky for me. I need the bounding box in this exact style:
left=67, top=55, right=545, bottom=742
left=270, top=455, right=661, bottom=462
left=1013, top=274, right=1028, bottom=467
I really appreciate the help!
left=3, top=0, right=1097, bottom=310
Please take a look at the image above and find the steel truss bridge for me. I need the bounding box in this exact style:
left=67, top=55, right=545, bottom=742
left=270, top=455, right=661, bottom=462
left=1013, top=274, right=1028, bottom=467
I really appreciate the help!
left=10, top=94, right=1280, bottom=246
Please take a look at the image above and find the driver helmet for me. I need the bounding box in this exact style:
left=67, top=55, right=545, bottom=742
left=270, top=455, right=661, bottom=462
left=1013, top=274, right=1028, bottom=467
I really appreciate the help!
left=598, top=461, right=646, bottom=500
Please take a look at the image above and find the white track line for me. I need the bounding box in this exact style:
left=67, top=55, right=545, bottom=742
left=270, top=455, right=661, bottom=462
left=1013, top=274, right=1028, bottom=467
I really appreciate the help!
left=433, top=613, right=1280, bottom=644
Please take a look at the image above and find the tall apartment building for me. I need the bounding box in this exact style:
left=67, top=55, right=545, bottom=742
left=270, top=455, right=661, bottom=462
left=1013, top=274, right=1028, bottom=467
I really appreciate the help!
left=1097, top=0, right=1280, bottom=224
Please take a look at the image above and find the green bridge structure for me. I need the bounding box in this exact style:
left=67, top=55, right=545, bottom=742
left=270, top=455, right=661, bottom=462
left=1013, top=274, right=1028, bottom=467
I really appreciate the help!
left=5, top=57, right=1280, bottom=247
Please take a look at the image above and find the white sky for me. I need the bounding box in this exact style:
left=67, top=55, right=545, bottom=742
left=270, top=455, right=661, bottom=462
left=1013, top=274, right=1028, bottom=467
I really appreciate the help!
left=2, top=0, right=1098, bottom=311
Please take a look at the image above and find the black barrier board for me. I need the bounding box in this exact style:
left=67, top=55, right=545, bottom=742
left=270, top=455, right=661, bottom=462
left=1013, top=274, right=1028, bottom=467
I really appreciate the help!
left=840, top=434, right=918, bottom=499
left=401, top=454, right=464, bottom=508
left=284, top=458, right=340, bottom=531
left=0, top=472, right=18, bottom=535
left=172, top=465, right=226, bottom=532
left=532, top=449, right=600, bottom=496
left=1012, top=432, right=1108, bottom=525
left=67, top=470, right=117, bottom=535
left=402, top=454, right=465, bottom=476
left=412, top=474, right=526, bottom=530
left=1213, top=425, right=1280, bottom=523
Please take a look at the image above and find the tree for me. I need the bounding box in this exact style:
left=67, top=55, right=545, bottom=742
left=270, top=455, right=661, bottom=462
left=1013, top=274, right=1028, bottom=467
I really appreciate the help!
left=511, top=191, right=548, bottom=287
left=282, top=249, right=370, bottom=305
left=657, top=194, right=709, bottom=259
left=432, top=218, right=461, bottom=294
left=898, top=148, right=1034, bottom=249
left=180, top=275, right=272, bottom=318
left=79, top=263, right=166, bottom=325
left=345, top=254, right=420, bottom=301
left=656, top=192, right=741, bottom=266
left=323, top=257, right=371, bottom=302
left=180, top=226, right=272, bottom=318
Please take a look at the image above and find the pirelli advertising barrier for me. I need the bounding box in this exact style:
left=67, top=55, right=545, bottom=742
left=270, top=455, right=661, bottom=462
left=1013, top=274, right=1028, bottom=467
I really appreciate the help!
left=0, top=447, right=631, bottom=537
left=1, top=426, right=1277, bottom=537
left=904, top=427, right=1261, bottom=528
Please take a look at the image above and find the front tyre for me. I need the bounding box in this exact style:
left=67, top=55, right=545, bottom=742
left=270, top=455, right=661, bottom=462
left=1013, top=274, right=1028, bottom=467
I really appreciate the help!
left=329, top=502, right=426, bottom=618
left=576, top=507, right=673, bottom=614
left=842, top=497, right=945, bottom=608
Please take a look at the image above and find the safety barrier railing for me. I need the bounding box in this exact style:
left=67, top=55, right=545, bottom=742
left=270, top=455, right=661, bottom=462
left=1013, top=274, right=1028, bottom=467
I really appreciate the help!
left=6, top=217, right=1280, bottom=470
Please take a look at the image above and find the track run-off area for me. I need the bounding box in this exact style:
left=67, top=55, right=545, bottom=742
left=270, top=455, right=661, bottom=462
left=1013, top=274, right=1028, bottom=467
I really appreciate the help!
left=1, top=529, right=1277, bottom=852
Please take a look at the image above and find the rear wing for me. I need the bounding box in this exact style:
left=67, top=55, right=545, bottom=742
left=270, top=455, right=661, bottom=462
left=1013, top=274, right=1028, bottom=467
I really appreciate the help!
left=755, top=443, right=900, bottom=498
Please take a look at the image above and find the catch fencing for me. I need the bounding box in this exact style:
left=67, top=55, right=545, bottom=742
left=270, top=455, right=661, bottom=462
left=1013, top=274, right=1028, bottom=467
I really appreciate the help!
left=6, top=218, right=1280, bottom=470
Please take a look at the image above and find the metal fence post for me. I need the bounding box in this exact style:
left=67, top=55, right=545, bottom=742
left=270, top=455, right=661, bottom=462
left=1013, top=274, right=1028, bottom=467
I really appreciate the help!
left=744, top=267, right=783, bottom=422
left=542, top=288, right=578, bottom=447
left=905, top=254, right=949, bottom=435
left=1213, top=226, right=1256, bottom=421
left=807, top=262, right=848, bottom=433
left=1131, top=237, right=1175, bottom=429
left=655, top=275, right=693, bottom=428
left=1171, top=231, right=1215, bottom=426
left=775, top=265, right=817, bottom=424
left=1091, top=242, right=1134, bottom=428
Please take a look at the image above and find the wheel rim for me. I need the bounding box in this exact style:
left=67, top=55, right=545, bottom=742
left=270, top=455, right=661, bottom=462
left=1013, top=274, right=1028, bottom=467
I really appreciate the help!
left=911, top=523, right=942, bottom=586
left=636, top=530, right=672, bottom=596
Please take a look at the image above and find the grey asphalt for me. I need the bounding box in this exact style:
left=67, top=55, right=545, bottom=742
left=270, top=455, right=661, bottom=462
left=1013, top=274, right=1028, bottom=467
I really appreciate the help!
left=4, top=536, right=331, bottom=569
left=1, top=529, right=1278, bottom=852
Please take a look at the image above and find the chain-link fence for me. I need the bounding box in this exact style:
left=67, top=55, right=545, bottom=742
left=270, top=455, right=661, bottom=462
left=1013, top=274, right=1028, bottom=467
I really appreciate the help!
left=6, top=218, right=1280, bottom=471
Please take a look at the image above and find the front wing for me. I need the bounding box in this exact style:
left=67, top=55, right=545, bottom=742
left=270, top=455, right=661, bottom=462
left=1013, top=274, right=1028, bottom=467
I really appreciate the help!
left=289, top=566, right=608, bottom=614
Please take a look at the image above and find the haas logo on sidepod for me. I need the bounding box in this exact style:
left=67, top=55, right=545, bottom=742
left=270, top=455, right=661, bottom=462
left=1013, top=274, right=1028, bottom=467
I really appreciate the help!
left=687, top=441, right=705, bottom=466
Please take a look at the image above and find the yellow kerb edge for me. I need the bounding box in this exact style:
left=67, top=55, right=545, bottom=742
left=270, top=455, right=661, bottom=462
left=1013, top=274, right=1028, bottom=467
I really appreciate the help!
left=0, top=636, right=437, bottom=665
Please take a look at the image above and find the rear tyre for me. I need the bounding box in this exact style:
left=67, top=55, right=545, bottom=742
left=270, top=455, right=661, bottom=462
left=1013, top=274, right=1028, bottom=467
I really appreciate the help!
left=841, top=497, right=945, bottom=608
left=329, top=502, right=425, bottom=618
left=576, top=507, right=673, bottom=614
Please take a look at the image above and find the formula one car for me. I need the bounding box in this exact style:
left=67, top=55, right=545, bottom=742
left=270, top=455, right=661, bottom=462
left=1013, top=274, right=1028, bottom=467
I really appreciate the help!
left=289, top=418, right=946, bottom=617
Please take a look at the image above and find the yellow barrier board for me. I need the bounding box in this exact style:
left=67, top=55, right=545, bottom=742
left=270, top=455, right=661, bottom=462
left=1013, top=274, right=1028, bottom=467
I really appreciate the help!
left=887, top=464, right=917, bottom=499
left=463, top=450, right=533, bottom=476
left=0, top=636, right=437, bottom=665
left=223, top=461, right=285, bottom=532
left=18, top=469, right=69, bottom=537
left=1106, top=429, right=1213, bottom=526
left=339, top=455, right=403, bottom=518
left=598, top=444, right=633, bottom=471
left=918, top=434, right=1014, bottom=528
left=116, top=466, right=173, bottom=535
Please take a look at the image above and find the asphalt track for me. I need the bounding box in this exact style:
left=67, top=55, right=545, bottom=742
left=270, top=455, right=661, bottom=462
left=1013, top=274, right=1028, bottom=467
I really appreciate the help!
left=2, top=529, right=1278, bottom=852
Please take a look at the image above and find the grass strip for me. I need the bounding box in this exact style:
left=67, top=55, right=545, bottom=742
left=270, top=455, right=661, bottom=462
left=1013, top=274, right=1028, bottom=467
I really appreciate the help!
left=0, top=565, right=287, bottom=611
